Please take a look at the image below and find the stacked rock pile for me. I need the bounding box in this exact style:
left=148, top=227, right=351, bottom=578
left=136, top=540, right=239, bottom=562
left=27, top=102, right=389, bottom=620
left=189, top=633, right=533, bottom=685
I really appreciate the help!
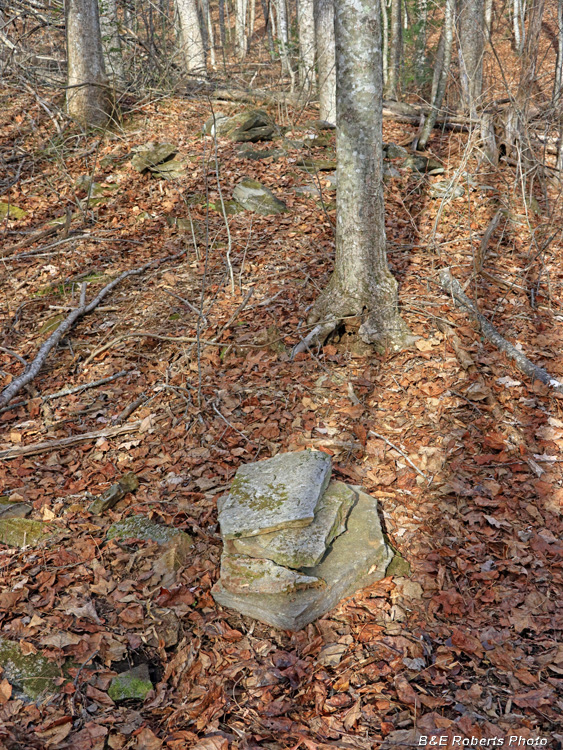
left=212, top=449, right=393, bottom=631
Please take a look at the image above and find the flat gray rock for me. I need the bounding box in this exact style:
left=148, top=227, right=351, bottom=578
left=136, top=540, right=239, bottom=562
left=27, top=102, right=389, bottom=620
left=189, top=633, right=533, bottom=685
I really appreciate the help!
left=229, top=481, right=355, bottom=568
left=212, top=486, right=394, bottom=630
left=217, top=450, right=332, bottom=539
left=232, top=178, right=287, bottom=215
left=219, top=554, right=324, bottom=594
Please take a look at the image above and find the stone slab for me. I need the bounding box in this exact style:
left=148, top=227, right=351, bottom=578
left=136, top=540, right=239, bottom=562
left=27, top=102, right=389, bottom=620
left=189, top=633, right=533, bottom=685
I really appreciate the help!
left=212, top=486, right=394, bottom=631
left=217, top=450, right=332, bottom=539
left=232, top=178, right=287, bottom=215
left=0, top=638, right=60, bottom=700
left=229, top=481, right=355, bottom=568
left=219, top=554, right=324, bottom=594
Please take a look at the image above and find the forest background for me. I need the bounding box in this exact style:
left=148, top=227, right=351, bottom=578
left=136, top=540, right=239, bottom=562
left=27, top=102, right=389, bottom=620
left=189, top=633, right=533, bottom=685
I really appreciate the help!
left=0, top=0, right=562, bottom=747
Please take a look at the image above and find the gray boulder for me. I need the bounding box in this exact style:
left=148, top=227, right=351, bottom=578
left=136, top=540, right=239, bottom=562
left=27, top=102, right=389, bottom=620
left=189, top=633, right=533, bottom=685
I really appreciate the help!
left=204, top=109, right=276, bottom=142
left=232, top=178, right=287, bottom=215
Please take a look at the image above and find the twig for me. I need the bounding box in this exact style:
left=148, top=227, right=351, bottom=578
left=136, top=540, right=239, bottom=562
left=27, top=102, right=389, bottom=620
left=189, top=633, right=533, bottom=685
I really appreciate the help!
left=0, top=369, right=133, bottom=415
left=113, top=393, right=149, bottom=424
left=0, top=252, right=184, bottom=408
left=440, top=268, right=563, bottom=393
left=0, top=346, right=27, bottom=366
left=81, top=331, right=224, bottom=368
left=213, top=287, right=254, bottom=340
left=162, top=288, right=207, bottom=323
left=369, top=430, right=429, bottom=479
left=0, top=421, right=142, bottom=460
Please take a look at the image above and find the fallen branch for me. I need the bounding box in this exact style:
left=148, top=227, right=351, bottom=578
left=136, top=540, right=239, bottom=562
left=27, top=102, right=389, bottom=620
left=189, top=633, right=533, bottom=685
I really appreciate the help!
left=0, top=252, right=184, bottom=408
left=0, top=221, right=63, bottom=258
left=369, top=430, right=428, bottom=480
left=0, top=369, right=133, bottom=415
left=82, top=330, right=224, bottom=368
left=290, top=320, right=339, bottom=360
left=0, top=420, right=142, bottom=460
left=440, top=268, right=563, bottom=394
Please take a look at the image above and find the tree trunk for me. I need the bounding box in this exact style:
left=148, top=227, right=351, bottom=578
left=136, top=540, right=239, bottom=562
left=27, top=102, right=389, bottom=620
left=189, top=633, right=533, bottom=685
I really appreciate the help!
left=175, top=0, right=206, bottom=74
left=275, top=0, right=292, bottom=76
left=458, top=0, right=484, bottom=117
left=298, top=0, right=316, bottom=93
left=315, top=0, right=336, bottom=122
left=417, top=0, right=453, bottom=150
left=261, top=0, right=276, bottom=56
left=236, top=0, right=247, bottom=58
left=309, top=0, right=411, bottom=351
left=556, top=0, right=563, bottom=172
left=66, top=0, right=112, bottom=127
left=513, top=0, right=524, bottom=54
left=99, top=0, right=124, bottom=85
left=382, top=0, right=389, bottom=89
left=415, top=0, right=427, bottom=71
left=385, top=0, right=401, bottom=100
left=484, top=0, right=493, bottom=39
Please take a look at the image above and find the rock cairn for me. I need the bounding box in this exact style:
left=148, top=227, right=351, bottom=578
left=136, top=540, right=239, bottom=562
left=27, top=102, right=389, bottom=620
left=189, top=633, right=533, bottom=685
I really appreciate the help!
left=212, top=449, right=393, bottom=631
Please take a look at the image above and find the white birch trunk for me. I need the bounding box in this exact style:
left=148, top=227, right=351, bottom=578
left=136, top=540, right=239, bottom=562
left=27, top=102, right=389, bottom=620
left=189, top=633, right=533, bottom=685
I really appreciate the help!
left=236, top=0, right=247, bottom=58
left=175, top=0, right=206, bottom=74
left=66, top=0, right=111, bottom=127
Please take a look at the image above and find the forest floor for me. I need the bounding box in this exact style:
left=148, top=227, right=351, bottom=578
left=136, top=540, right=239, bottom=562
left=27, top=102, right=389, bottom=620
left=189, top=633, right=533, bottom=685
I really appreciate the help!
left=0, top=87, right=562, bottom=750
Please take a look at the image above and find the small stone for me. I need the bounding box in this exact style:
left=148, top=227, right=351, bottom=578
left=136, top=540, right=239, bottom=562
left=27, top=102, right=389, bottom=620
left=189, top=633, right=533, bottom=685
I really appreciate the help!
left=89, top=472, right=139, bottom=515
left=107, top=514, right=192, bottom=547
left=230, top=481, right=355, bottom=568
left=232, top=178, right=287, bottom=215
left=386, top=554, right=411, bottom=577
left=296, top=158, right=337, bottom=172
left=131, top=143, right=177, bottom=172
left=213, top=485, right=394, bottom=630
left=217, top=449, right=332, bottom=539
left=0, top=638, right=60, bottom=700
left=429, top=181, right=465, bottom=199
left=384, top=142, right=409, bottom=159
left=0, top=518, right=49, bottom=547
left=220, top=554, right=324, bottom=594
left=108, top=663, right=153, bottom=702
left=237, top=145, right=285, bottom=160
left=203, top=110, right=276, bottom=142
left=0, top=202, right=27, bottom=220
left=402, top=154, right=444, bottom=174
left=0, top=497, right=32, bottom=519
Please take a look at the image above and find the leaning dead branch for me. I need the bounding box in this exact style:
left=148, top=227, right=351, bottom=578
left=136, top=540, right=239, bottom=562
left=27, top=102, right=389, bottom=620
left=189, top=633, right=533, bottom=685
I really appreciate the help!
left=0, top=252, right=184, bottom=408
left=290, top=320, right=339, bottom=360
left=440, top=268, right=563, bottom=394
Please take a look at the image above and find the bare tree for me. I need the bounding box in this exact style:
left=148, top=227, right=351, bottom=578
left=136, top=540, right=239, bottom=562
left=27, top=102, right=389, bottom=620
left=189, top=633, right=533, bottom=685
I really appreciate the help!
left=458, top=0, right=484, bottom=117
left=308, top=0, right=411, bottom=351
left=66, top=0, right=112, bottom=127
left=385, top=0, right=401, bottom=100
left=315, top=0, right=336, bottom=122
left=417, top=0, right=454, bottom=150
left=99, top=0, right=124, bottom=85
left=298, top=0, right=316, bottom=94
left=175, top=0, right=206, bottom=75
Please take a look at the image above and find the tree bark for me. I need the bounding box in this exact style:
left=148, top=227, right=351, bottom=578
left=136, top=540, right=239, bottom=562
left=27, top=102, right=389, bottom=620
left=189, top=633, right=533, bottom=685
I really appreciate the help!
left=309, top=0, right=411, bottom=351
left=175, top=0, right=206, bottom=75
left=417, top=0, right=454, bottom=150
left=99, top=0, right=125, bottom=86
left=275, top=0, right=292, bottom=77
left=298, top=0, right=316, bottom=93
left=315, top=0, right=336, bottom=122
left=236, top=0, right=247, bottom=57
left=458, top=0, right=484, bottom=117
left=66, top=0, right=112, bottom=127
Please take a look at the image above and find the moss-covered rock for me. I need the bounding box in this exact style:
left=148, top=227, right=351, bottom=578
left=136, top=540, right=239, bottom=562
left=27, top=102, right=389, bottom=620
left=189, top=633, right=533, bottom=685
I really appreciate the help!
left=386, top=553, right=411, bottom=577
left=106, top=514, right=192, bottom=547
left=0, top=639, right=61, bottom=700
left=0, top=202, right=27, bottom=220
left=232, top=178, right=287, bottom=215
left=0, top=518, right=50, bottom=547
left=203, top=110, right=276, bottom=142
left=108, top=663, right=153, bottom=702
left=131, top=143, right=177, bottom=173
